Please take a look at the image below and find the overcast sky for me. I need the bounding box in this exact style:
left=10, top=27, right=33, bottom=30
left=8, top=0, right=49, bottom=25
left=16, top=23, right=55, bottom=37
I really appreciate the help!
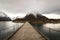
left=0, top=0, right=60, bottom=19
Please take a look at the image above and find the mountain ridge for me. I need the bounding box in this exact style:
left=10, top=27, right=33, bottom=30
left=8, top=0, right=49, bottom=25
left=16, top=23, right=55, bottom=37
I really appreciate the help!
left=13, top=13, right=60, bottom=23
left=0, top=11, right=11, bottom=21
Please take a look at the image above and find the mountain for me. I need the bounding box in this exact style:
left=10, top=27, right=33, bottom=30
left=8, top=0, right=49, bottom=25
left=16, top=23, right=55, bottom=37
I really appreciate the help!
left=0, top=11, right=11, bottom=21
left=24, top=14, right=36, bottom=20
left=36, top=14, right=48, bottom=20
left=13, top=13, right=48, bottom=23
left=13, top=13, right=60, bottom=23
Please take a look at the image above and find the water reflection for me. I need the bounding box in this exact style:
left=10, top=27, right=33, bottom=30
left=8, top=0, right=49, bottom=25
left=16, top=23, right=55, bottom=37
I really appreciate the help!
left=43, top=23, right=60, bottom=30
left=0, top=21, right=24, bottom=40
left=31, top=23, right=60, bottom=40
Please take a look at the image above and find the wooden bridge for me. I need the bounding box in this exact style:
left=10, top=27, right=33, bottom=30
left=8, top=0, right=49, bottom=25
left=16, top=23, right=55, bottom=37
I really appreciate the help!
left=7, top=22, right=48, bottom=40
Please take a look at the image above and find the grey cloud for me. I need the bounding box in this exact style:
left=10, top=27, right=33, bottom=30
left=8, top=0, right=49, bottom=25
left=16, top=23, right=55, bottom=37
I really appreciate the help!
left=0, top=0, right=33, bottom=13
left=0, top=0, right=60, bottom=14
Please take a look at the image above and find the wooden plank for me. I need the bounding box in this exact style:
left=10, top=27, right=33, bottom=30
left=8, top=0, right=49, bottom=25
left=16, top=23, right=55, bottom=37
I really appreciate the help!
left=9, top=22, right=46, bottom=40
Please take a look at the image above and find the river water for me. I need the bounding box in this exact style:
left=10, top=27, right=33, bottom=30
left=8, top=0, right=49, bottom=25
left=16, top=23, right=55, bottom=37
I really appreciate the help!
left=0, top=21, right=60, bottom=40
left=0, top=21, right=24, bottom=40
left=31, top=23, right=60, bottom=40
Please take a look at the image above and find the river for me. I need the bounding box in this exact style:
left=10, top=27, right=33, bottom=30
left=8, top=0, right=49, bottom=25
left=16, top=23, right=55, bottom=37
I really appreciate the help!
left=0, top=21, right=24, bottom=40
left=0, top=21, right=60, bottom=40
left=31, top=23, right=60, bottom=40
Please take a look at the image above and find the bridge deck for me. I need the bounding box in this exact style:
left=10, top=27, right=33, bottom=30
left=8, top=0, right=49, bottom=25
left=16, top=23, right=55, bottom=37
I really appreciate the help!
left=9, top=22, right=46, bottom=40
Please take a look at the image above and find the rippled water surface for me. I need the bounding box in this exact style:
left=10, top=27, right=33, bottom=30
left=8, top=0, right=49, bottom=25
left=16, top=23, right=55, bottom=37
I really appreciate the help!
left=31, top=23, right=60, bottom=40
left=0, top=21, right=24, bottom=40
left=0, top=21, right=60, bottom=40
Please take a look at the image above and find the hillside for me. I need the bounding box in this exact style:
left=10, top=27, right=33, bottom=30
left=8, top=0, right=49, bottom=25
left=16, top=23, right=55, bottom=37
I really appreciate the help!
left=13, top=14, right=60, bottom=23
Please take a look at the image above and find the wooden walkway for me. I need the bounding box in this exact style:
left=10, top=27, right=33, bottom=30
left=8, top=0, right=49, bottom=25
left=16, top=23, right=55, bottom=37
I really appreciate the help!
left=9, top=22, right=46, bottom=40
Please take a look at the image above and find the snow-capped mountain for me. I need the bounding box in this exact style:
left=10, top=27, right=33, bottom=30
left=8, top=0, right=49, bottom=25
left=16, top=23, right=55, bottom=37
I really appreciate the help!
left=0, top=11, right=8, bottom=17
left=0, top=11, right=11, bottom=21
